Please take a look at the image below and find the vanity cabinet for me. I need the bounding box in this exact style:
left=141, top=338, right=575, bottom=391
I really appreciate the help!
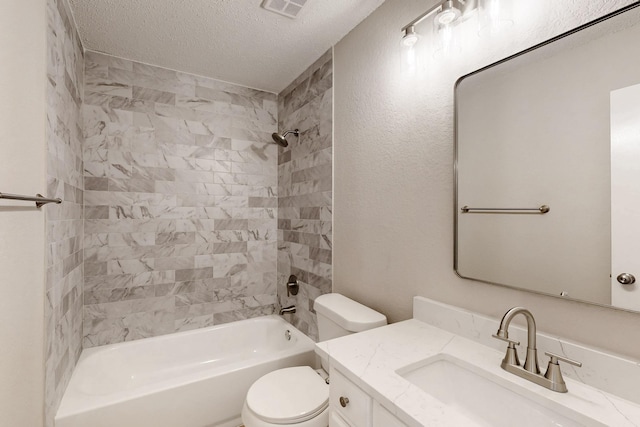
left=329, top=367, right=407, bottom=427
left=329, top=411, right=351, bottom=427
left=329, top=368, right=371, bottom=426
left=372, top=402, right=407, bottom=427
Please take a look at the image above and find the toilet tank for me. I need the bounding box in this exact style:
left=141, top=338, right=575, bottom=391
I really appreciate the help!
left=314, top=293, right=387, bottom=342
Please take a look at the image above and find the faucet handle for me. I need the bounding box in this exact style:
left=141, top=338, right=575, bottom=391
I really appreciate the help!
left=544, top=351, right=582, bottom=367
left=493, top=334, right=521, bottom=367
left=543, top=352, right=581, bottom=393
left=492, top=334, right=520, bottom=347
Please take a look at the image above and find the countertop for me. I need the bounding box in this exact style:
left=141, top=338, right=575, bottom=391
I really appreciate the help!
left=316, top=318, right=640, bottom=426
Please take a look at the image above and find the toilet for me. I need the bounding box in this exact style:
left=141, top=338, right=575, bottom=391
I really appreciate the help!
left=241, top=293, right=387, bottom=427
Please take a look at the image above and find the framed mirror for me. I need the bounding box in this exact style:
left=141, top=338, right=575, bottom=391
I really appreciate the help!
left=455, top=3, right=640, bottom=312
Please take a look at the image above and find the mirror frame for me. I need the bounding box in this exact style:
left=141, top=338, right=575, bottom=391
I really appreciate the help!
left=453, top=2, right=640, bottom=313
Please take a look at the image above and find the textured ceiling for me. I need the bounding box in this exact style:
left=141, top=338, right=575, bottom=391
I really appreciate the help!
left=67, top=0, right=386, bottom=93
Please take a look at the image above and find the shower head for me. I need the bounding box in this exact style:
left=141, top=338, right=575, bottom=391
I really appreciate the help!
left=271, top=129, right=299, bottom=147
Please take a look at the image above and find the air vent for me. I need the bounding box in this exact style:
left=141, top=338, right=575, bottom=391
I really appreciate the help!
left=261, top=0, right=308, bottom=19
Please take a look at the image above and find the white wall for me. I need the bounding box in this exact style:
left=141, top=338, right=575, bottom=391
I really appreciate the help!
left=0, top=1, right=46, bottom=426
left=334, top=0, right=640, bottom=360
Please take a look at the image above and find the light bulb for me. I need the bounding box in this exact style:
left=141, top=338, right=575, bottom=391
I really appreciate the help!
left=401, top=43, right=418, bottom=76
left=433, top=19, right=461, bottom=59
left=439, top=24, right=455, bottom=54
left=434, top=1, right=461, bottom=26
left=400, top=27, right=420, bottom=76
left=478, top=0, right=513, bottom=36
left=401, top=26, right=419, bottom=47
left=436, top=10, right=458, bottom=25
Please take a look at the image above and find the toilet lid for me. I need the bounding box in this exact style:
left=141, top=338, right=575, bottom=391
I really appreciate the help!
left=246, top=366, right=329, bottom=424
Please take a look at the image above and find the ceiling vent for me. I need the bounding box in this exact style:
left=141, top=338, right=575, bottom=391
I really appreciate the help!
left=261, top=0, right=308, bottom=19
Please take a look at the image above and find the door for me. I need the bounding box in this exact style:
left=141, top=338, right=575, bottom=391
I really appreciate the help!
left=611, top=83, right=640, bottom=310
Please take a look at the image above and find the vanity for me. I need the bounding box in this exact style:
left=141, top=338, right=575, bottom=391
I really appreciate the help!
left=316, top=297, right=640, bottom=427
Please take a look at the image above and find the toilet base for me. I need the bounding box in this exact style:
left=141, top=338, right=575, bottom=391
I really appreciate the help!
left=241, top=401, right=328, bottom=427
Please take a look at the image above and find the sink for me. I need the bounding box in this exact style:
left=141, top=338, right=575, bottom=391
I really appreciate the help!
left=396, top=354, right=595, bottom=427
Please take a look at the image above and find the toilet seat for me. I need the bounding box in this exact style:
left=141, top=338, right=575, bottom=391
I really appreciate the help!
left=245, top=366, right=329, bottom=425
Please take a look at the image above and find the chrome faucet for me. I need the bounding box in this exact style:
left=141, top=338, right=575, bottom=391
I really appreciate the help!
left=279, top=305, right=296, bottom=315
left=492, top=307, right=582, bottom=393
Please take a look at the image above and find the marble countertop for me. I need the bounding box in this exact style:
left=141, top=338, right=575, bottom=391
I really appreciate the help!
left=316, top=318, right=640, bottom=426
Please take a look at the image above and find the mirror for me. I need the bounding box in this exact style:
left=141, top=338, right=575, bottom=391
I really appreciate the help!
left=455, top=3, right=640, bottom=312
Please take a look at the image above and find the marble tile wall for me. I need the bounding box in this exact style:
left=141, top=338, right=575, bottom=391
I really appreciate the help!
left=82, top=51, right=279, bottom=347
left=44, top=0, right=84, bottom=425
left=277, top=50, right=333, bottom=341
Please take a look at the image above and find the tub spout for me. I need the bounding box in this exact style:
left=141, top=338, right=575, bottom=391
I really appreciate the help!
left=279, top=305, right=296, bottom=315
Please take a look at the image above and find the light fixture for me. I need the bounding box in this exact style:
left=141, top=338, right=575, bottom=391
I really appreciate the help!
left=433, top=1, right=463, bottom=57
left=434, top=1, right=462, bottom=26
left=400, top=25, right=420, bottom=75
left=400, top=0, right=468, bottom=47
left=401, top=25, right=419, bottom=47
left=435, top=21, right=459, bottom=58
left=400, top=0, right=508, bottom=63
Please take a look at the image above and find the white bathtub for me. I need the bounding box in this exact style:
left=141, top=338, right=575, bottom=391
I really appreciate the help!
left=55, top=315, right=316, bottom=427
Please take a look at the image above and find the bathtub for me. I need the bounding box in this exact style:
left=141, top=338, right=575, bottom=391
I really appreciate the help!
left=55, top=315, right=316, bottom=427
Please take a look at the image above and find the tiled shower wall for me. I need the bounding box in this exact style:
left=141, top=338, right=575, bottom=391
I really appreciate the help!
left=277, top=50, right=333, bottom=341
left=44, top=0, right=84, bottom=424
left=82, top=51, right=279, bottom=347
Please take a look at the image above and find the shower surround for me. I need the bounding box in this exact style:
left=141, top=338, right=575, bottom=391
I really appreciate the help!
left=41, top=23, right=334, bottom=422
left=45, top=0, right=85, bottom=424
left=277, top=50, right=333, bottom=340
left=82, top=52, right=279, bottom=347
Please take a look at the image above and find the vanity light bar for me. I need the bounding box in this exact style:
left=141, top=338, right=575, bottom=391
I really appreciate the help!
left=401, top=0, right=467, bottom=37
left=461, top=205, right=550, bottom=214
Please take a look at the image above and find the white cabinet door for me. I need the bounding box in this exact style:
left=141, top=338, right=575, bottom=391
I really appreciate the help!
left=611, top=83, right=640, bottom=310
left=329, top=410, right=352, bottom=427
left=373, top=402, right=407, bottom=427
left=329, top=368, right=372, bottom=427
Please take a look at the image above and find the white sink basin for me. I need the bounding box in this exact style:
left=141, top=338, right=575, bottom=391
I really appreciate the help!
left=397, top=354, right=596, bottom=427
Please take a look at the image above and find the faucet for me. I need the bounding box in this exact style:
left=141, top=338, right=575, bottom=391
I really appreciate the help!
left=494, top=307, right=540, bottom=374
left=279, top=305, right=296, bottom=315
left=492, top=307, right=582, bottom=393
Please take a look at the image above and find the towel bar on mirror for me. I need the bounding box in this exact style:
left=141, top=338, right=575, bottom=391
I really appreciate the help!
left=461, top=205, right=550, bottom=214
